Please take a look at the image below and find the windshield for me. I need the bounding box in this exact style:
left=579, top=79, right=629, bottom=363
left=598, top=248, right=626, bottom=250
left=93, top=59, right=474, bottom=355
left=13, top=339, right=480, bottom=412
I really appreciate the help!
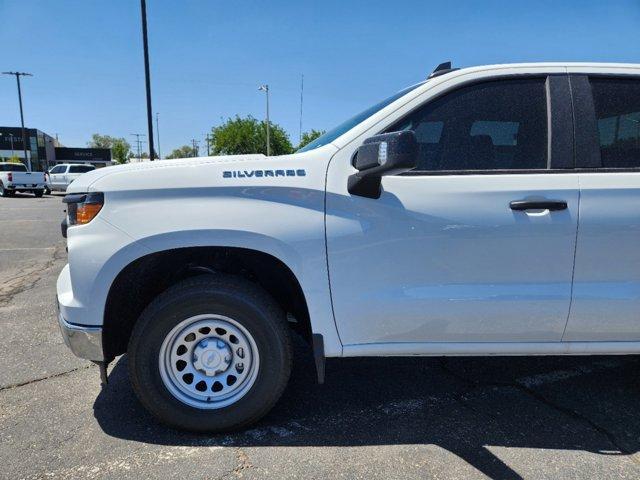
left=297, top=81, right=426, bottom=153
left=0, top=163, right=27, bottom=172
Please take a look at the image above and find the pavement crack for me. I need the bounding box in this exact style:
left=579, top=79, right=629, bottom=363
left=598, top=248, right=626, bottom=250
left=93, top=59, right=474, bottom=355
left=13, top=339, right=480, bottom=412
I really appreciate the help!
left=218, top=447, right=254, bottom=479
left=233, top=447, right=253, bottom=477
left=439, top=359, right=635, bottom=459
left=0, top=242, right=65, bottom=307
left=0, top=363, right=94, bottom=392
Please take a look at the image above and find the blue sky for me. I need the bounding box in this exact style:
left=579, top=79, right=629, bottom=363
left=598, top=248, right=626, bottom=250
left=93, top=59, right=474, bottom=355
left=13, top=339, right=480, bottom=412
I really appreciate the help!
left=1, top=0, right=639, bottom=155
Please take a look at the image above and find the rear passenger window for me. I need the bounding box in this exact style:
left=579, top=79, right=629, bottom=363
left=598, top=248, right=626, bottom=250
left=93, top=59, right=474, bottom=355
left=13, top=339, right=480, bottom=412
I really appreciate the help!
left=591, top=78, right=640, bottom=168
left=387, top=79, right=548, bottom=171
left=69, top=165, right=94, bottom=173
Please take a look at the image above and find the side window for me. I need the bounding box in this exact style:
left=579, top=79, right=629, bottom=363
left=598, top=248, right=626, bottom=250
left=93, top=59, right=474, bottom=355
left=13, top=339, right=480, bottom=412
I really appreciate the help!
left=387, top=79, right=549, bottom=171
left=591, top=78, right=640, bottom=168
left=50, top=165, right=64, bottom=174
left=69, top=165, right=94, bottom=173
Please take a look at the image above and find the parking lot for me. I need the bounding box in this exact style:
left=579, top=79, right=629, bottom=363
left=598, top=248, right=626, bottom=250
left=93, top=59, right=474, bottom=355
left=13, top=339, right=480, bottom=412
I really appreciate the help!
left=1, top=193, right=640, bottom=479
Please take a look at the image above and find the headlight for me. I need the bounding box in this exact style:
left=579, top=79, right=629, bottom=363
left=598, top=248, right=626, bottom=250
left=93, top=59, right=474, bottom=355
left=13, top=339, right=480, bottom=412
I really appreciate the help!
left=63, top=192, right=104, bottom=226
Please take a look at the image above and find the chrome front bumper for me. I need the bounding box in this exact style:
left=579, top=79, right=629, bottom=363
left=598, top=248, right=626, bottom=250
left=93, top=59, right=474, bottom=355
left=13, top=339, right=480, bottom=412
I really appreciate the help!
left=58, top=310, right=104, bottom=362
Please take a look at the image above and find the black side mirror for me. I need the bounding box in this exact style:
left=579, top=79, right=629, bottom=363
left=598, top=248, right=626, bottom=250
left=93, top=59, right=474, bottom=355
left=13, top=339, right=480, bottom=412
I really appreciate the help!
left=348, top=130, right=418, bottom=198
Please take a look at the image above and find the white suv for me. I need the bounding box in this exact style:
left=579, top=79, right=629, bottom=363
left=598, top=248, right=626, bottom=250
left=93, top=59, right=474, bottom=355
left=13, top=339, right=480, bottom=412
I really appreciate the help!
left=56, top=63, right=640, bottom=432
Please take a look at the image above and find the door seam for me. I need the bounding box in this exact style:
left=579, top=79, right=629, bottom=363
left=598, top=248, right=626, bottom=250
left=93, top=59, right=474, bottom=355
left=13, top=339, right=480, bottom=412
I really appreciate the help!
left=561, top=177, right=581, bottom=341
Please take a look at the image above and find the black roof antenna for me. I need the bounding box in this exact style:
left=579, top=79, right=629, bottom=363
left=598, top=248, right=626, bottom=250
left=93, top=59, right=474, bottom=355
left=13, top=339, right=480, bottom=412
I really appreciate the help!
left=428, top=61, right=458, bottom=79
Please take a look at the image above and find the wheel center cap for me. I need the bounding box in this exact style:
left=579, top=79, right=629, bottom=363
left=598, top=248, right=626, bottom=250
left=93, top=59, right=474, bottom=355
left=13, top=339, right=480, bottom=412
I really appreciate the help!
left=203, top=350, right=221, bottom=369
left=193, top=338, right=232, bottom=376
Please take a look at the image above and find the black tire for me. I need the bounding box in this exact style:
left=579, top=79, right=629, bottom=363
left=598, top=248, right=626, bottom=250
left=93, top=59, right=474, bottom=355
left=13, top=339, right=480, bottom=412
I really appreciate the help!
left=0, top=182, right=6, bottom=197
left=34, top=190, right=43, bottom=198
left=44, top=187, right=51, bottom=195
left=128, top=274, right=292, bottom=432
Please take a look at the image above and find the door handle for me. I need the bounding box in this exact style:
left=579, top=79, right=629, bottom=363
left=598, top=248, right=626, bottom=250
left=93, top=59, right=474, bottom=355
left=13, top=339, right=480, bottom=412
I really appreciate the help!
left=509, top=200, right=567, bottom=211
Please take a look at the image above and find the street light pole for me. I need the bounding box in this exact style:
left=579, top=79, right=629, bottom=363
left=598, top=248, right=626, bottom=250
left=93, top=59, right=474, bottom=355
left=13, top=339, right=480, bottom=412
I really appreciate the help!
left=3, top=71, right=33, bottom=169
left=155, top=112, right=161, bottom=159
left=140, top=0, right=155, bottom=161
left=259, top=84, right=270, bottom=156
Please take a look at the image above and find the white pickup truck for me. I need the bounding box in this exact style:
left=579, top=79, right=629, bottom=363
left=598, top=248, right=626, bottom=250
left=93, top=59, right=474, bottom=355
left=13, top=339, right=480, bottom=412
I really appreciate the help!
left=0, top=162, right=46, bottom=197
left=57, top=62, right=640, bottom=432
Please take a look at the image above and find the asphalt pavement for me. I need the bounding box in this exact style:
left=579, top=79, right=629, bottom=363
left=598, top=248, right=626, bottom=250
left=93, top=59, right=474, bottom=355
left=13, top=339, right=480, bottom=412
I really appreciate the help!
left=2, top=193, right=640, bottom=479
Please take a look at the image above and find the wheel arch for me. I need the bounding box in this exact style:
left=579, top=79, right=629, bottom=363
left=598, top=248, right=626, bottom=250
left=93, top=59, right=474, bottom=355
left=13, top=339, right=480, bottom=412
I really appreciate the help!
left=102, top=244, right=314, bottom=361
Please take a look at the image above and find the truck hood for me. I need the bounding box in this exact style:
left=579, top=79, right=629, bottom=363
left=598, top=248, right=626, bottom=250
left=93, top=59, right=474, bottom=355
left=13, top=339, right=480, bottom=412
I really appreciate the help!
left=67, top=146, right=337, bottom=194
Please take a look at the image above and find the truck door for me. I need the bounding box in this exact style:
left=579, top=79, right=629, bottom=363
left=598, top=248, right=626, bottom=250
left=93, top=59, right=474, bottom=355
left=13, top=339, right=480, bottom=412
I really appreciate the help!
left=49, top=165, right=64, bottom=189
left=325, top=76, right=580, bottom=349
left=563, top=73, right=640, bottom=341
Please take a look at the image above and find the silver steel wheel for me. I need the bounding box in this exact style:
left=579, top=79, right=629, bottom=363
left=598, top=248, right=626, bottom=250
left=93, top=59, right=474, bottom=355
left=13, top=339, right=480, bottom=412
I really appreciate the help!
left=158, top=314, right=259, bottom=409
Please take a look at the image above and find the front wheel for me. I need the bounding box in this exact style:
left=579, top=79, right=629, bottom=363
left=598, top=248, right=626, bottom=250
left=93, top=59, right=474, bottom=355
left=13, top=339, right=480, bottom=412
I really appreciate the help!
left=34, top=190, right=44, bottom=198
left=128, top=275, right=292, bottom=432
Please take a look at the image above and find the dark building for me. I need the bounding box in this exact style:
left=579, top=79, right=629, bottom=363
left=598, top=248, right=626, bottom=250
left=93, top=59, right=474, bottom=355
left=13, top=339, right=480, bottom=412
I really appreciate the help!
left=53, top=147, right=112, bottom=168
left=0, top=126, right=56, bottom=172
left=0, top=126, right=112, bottom=171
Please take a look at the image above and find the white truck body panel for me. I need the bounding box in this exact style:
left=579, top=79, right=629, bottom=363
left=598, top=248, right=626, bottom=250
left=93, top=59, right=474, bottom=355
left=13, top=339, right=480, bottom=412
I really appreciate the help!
left=58, top=63, right=640, bottom=360
left=564, top=172, right=640, bottom=341
left=60, top=150, right=344, bottom=356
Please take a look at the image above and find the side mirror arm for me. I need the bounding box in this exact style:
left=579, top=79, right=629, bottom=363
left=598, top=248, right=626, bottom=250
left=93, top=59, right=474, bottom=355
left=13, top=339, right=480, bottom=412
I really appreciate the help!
left=347, top=172, right=383, bottom=199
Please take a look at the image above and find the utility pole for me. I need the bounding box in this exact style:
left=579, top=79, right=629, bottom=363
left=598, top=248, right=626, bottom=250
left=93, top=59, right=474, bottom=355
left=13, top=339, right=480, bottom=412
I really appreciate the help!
left=258, top=84, right=270, bottom=156
left=155, top=112, right=161, bottom=159
left=131, top=133, right=146, bottom=161
left=205, top=133, right=211, bottom=156
left=140, top=0, right=155, bottom=160
left=299, top=74, right=304, bottom=145
left=3, top=71, right=33, bottom=169
left=191, top=139, right=199, bottom=157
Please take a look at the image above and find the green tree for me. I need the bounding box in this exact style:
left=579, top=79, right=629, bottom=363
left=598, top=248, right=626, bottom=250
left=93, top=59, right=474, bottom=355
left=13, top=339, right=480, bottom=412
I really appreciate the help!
left=87, top=134, right=131, bottom=164
left=297, top=129, right=325, bottom=150
left=166, top=145, right=198, bottom=159
left=111, top=139, right=132, bottom=164
left=88, top=134, right=115, bottom=149
left=210, top=116, right=293, bottom=156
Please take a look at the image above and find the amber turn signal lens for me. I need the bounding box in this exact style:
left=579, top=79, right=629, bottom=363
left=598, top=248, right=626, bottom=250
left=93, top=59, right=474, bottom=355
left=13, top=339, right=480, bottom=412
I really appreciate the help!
left=76, top=202, right=103, bottom=225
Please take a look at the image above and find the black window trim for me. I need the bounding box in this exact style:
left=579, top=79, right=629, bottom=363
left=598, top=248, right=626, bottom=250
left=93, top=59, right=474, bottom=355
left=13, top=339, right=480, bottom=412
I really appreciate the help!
left=386, top=73, right=575, bottom=176
left=571, top=73, right=640, bottom=173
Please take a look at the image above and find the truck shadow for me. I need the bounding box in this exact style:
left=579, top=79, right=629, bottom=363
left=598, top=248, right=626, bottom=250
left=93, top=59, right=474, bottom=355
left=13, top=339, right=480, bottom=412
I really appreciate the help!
left=94, top=337, right=640, bottom=480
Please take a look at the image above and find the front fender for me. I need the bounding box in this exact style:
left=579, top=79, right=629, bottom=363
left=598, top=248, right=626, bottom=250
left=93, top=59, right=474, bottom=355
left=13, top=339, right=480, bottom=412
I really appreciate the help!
left=86, top=227, right=342, bottom=357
